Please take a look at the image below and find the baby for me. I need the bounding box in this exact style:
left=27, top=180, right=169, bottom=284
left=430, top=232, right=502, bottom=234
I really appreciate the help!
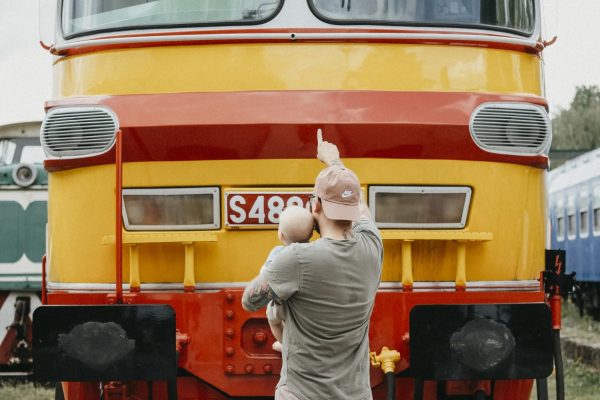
left=263, top=205, right=314, bottom=352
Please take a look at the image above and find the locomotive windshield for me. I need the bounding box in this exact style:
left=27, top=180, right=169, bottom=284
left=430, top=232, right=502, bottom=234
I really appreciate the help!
left=61, top=0, right=283, bottom=37
left=310, top=0, right=535, bottom=35
left=0, top=138, right=44, bottom=165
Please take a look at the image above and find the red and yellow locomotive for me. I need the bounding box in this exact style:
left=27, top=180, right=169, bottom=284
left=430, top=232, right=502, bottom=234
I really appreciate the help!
left=34, top=1, right=558, bottom=399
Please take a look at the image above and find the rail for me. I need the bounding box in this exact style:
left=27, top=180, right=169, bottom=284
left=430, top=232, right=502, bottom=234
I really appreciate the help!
left=103, top=232, right=218, bottom=292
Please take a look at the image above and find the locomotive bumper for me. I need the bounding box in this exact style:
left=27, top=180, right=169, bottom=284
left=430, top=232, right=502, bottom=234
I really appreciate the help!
left=32, top=305, right=176, bottom=381
left=409, top=303, right=553, bottom=380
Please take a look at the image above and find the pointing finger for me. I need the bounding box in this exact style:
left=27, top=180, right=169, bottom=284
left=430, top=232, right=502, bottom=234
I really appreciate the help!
left=317, top=128, right=323, bottom=145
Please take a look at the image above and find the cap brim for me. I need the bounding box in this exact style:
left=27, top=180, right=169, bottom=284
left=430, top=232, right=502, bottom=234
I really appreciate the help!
left=321, top=199, right=361, bottom=222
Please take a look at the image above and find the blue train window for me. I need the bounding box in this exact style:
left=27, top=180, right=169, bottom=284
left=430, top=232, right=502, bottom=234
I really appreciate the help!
left=567, top=194, right=576, bottom=240
left=594, top=186, right=600, bottom=235
left=579, top=190, right=589, bottom=238
left=556, top=200, right=565, bottom=241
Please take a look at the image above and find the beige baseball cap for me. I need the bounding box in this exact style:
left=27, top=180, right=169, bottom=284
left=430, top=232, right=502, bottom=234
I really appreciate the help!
left=314, top=165, right=361, bottom=222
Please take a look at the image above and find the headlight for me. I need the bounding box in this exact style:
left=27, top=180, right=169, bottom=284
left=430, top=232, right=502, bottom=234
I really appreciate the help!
left=122, top=187, right=220, bottom=231
left=369, top=186, right=471, bottom=229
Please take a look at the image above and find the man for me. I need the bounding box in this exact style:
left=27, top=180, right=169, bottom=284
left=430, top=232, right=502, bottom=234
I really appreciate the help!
left=242, top=130, right=383, bottom=400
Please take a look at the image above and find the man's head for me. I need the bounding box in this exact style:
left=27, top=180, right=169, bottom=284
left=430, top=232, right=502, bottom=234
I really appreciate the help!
left=313, top=165, right=360, bottom=222
left=278, top=205, right=314, bottom=245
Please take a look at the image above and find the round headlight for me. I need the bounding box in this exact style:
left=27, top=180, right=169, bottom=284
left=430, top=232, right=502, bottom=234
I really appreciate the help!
left=12, top=163, right=38, bottom=187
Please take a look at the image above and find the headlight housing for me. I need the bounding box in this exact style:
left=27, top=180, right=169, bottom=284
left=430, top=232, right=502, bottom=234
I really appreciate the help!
left=122, top=187, right=220, bottom=231
left=369, top=186, right=472, bottom=229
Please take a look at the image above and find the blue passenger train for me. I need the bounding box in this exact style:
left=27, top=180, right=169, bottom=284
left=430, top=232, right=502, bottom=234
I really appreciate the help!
left=548, top=148, right=600, bottom=318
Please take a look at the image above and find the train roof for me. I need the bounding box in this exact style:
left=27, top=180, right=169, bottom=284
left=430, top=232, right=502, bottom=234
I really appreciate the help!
left=548, top=147, right=600, bottom=194
left=0, top=121, right=41, bottom=139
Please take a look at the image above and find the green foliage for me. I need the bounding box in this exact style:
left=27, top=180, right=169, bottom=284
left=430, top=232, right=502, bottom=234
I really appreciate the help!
left=552, top=85, right=600, bottom=150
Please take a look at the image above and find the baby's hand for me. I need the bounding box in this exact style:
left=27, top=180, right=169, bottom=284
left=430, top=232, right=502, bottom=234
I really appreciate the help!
left=272, top=341, right=283, bottom=352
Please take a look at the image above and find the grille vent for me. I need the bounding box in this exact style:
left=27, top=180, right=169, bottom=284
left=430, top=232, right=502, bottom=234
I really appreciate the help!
left=470, top=103, right=551, bottom=155
left=41, top=107, right=118, bottom=158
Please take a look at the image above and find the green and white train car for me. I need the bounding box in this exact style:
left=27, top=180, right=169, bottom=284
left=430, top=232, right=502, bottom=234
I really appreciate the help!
left=0, top=121, right=47, bottom=372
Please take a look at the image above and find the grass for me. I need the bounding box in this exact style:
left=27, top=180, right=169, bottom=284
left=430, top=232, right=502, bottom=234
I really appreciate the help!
left=0, top=381, right=53, bottom=400
left=530, top=357, right=600, bottom=400
left=562, top=299, right=600, bottom=339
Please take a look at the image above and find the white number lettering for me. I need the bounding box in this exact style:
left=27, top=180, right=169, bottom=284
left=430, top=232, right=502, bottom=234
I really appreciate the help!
left=249, top=196, right=266, bottom=224
left=228, top=195, right=246, bottom=224
left=268, top=196, right=285, bottom=223
left=286, top=196, right=304, bottom=208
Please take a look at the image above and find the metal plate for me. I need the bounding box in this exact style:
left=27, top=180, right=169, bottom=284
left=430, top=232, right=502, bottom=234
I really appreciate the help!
left=33, top=305, right=175, bottom=381
left=225, top=191, right=311, bottom=227
left=409, top=303, right=553, bottom=380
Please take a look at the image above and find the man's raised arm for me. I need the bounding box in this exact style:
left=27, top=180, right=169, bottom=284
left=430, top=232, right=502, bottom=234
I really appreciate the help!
left=317, top=129, right=372, bottom=220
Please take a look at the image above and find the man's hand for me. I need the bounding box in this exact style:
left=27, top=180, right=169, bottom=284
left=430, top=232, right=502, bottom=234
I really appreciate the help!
left=317, top=129, right=343, bottom=167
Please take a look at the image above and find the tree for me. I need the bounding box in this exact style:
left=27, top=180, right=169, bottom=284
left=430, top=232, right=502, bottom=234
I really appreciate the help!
left=551, top=85, right=600, bottom=150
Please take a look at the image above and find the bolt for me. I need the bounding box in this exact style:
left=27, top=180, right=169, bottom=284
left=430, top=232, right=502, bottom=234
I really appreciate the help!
left=225, top=347, right=235, bottom=356
left=263, top=364, right=273, bottom=374
left=253, top=330, right=267, bottom=344
left=245, top=364, right=254, bottom=374
left=225, top=365, right=235, bottom=375
left=225, top=292, right=234, bottom=302
left=225, top=328, right=235, bottom=338
left=225, top=310, right=234, bottom=319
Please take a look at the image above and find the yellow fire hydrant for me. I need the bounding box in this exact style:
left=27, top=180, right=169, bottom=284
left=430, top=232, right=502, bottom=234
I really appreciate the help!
left=370, top=346, right=401, bottom=374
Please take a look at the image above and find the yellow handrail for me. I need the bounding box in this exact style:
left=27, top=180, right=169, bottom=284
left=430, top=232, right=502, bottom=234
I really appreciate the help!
left=103, top=231, right=218, bottom=291
left=381, top=230, right=493, bottom=290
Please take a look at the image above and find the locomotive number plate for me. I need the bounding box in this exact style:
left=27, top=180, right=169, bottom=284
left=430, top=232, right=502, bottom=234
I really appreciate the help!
left=225, top=191, right=312, bottom=227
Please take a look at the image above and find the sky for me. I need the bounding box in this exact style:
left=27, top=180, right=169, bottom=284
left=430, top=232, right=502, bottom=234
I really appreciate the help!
left=0, top=1, right=52, bottom=126
left=0, top=1, right=598, bottom=126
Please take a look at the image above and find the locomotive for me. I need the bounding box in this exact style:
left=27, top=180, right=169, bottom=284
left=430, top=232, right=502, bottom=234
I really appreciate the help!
left=33, top=1, right=561, bottom=399
left=0, top=121, right=47, bottom=373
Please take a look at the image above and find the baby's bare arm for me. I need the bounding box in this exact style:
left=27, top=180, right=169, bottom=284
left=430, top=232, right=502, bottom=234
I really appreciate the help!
left=269, top=319, right=284, bottom=343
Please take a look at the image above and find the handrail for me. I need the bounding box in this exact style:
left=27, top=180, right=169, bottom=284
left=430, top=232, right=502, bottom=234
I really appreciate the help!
left=115, top=130, right=123, bottom=304
left=381, top=230, right=493, bottom=290
left=104, top=231, right=218, bottom=292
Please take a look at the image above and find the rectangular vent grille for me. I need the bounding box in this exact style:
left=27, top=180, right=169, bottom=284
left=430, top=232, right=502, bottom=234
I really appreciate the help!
left=470, top=103, right=551, bottom=155
left=41, top=107, right=118, bottom=158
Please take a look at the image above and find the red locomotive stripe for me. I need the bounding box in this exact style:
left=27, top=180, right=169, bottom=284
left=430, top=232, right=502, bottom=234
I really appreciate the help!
left=44, top=91, right=549, bottom=171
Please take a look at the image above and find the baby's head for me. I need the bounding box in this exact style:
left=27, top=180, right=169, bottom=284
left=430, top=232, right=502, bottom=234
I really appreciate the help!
left=278, top=205, right=314, bottom=245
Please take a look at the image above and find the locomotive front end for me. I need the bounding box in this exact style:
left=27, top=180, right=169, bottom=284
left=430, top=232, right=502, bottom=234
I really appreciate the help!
left=33, top=1, right=556, bottom=399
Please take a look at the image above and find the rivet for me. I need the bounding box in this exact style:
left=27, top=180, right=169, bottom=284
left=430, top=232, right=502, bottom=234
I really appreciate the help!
left=225, top=365, right=235, bottom=375
left=253, top=330, right=267, bottom=344
left=225, top=346, right=235, bottom=356
left=225, top=310, right=234, bottom=319
left=263, top=364, right=273, bottom=374
left=225, top=292, right=234, bottom=302
left=225, top=328, right=235, bottom=338
left=245, top=364, right=254, bottom=374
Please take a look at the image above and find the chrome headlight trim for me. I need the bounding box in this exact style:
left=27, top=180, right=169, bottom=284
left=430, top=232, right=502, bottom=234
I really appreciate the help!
left=41, top=106, right=119, bottom=159
left=122, top=187, right=221, bottom=231
left=469, top=102, right=551, bottom=156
